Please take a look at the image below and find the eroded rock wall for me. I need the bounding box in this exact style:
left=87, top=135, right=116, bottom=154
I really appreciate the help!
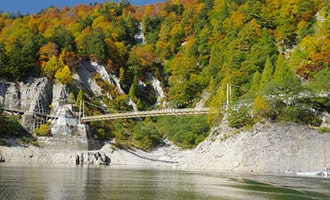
left=183, top=122, right=330, bottom=173
left=0, top=77, right=52, bottom=112
left=0, top=78, right=52, bottom=132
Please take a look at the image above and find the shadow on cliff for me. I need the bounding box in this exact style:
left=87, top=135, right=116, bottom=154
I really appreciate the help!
left=122, top=147, right=178, bottom=164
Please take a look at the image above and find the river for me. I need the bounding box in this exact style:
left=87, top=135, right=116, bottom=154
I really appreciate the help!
left=0, top=163, right=329, bottom=200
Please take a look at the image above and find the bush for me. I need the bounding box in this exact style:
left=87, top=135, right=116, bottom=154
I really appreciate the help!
left=318, top=127, right=330, bottom=134
left=33, top=124, right=50, bottom=136
left=156, top=115, right=210, bottom=149
left=0, top=114, right=24, bottom=137
left=276, top=103, right=322, bottom=126
left=227, top=106, right=254, bottom=129
left=133, top=122, right=163, bottom=151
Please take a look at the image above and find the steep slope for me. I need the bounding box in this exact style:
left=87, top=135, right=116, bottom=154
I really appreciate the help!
left=183, top=122, right=330, bottom=173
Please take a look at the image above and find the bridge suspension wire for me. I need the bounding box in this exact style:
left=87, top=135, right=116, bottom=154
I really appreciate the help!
left=80, top=107, right=212, bottom=122
left=82, top=100, right=108, bottom=111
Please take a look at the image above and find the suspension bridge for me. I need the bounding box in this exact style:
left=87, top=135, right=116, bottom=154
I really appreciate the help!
left=2, top=107, right=58, bottom=119
left=2, top=104, right=212, bottom=124
left=80, top=107, right=211, bottom=122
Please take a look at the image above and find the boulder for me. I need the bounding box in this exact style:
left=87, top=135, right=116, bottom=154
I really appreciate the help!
left=76, top=151, right=111, bottom=165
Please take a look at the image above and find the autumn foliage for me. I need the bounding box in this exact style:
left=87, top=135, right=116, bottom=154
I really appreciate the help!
left=1, top=0, right=330, bottom=146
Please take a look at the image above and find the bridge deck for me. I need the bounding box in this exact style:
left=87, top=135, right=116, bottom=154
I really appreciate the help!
left=80, top=107, right=210, bottom=122
left=3, top=106, right=212, bottom=123
left=3, top=107, right=58, bottom=119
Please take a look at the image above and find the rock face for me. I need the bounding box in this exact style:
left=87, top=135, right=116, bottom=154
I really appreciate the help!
left=182, top=122, right=330, bottom=173
left=0, top=77, right=52, bottom=112
left=75, top=151, right=111, bottom=165
left=0, top=78, right=52, bottom=132
left=0, top=78, right=95, bottom=151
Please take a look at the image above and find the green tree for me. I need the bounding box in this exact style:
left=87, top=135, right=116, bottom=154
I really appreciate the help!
left=272, top=54, right=301, bottom=97
left=0, top=42, right=9, bottom=76
left=133, top=122, right=163, bottom=151
left=306, top=68, right=330, bottom=94
left=259, top=57, right=274, bottom=93
left=227, top=106, right=253, bottom=129
left=50, top=26, right=77, bottom=52
left=67, top=92, right=75, bottom=104
left=76, top=90, right=84, bottom=106
left=79, top=32, right=108, bottom=61
left=128, top=75, right=138, bottom=103
left=248, top=71, right=261, bottom=97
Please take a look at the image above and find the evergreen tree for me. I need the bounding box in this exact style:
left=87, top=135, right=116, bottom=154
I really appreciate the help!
left=128, top=75, right=138, bottom=102
left=249, top=71, right=261, bottom=97
left=306, top=68, right=330, bottom=94
left=76, top=90, right=84, bottom=106
left=67, top=92, right=76, bottom=104
left=0, top=42, right=9, bottom=76
left=51, top=26, right=77, bottom=52
left=272, top=54, right=302, bottom=104
left=259, top=57, right=274, bottom=93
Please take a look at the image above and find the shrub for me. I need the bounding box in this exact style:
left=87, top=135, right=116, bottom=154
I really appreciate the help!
left=227, top=106, right=253, bottom=129
left=33, top=124, right=50, bottom=136
left=156, top=115, right=210, bottom=149
left=0, top=114, right=24, bottom=137
left=318, top=127, right=330, bottom=134
left=133, top=122, right=163, bottom=151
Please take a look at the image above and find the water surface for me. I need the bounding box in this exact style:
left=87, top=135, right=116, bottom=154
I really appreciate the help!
left=0, top=163, right=329, bottom=200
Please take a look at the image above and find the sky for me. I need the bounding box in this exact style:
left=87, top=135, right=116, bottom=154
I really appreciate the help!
left=0, top=0, right=165, bottom=14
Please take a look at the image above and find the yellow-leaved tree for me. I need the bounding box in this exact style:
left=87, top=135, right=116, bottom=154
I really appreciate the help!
left=55, top=65, right=72, bottom=84
left=253, top=95, right=271, bottom=120
left=43, top=55, right=62, bottom=80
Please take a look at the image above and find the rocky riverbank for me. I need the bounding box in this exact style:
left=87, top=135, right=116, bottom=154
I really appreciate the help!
left=1, top=122, right=330, bottom=174
left=183, top=122, right=330, bottom=173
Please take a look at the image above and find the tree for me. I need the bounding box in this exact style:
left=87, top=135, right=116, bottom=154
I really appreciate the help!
left=119, top=0, right=130, bottom=8
left=7, top=39, right=24, bottom=79
left=0, top=42, right=9, bottom=76
left=227, top=106, right=253, bottom=128
left=253, top=95, right=272, bottom=120
left=259, top=57, right=274, bottom=93
left=79, top=32, right=108, bottom=61
left=128, top=75, right=138, bottom=102
left=76, top=90, right=84, bottom=106
left=67, top=92, right=76, bottom=104
left=20, top=33, right=44, bottom=77
left=50, top=26, right=77, bottom=52
left=43, top=55, right=63, bottom=80
left=55, top=65, right=72, bottom=84
left=272, top=54, right=301, bottom=97
left=268, top=54, right=303, bottom=119
left=38, top=42, right=59, bottom=61
left=306, top=68, right=330, bottom=94
left=248, top=71, right=261, bottom=97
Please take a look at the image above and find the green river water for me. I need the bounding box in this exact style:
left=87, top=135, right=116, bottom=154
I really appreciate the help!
left=0, top=163, right=329, bottom=200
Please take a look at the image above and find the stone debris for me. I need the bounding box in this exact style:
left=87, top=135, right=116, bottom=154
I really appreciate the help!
left=75, top=151, right=110, bottom=165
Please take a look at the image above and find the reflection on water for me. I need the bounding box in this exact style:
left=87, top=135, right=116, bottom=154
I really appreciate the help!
left=0, top=163, right=330, bottom=200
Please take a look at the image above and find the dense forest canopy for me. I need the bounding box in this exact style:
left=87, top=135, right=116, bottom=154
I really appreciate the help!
left=1, top=0, right=330, bottom=149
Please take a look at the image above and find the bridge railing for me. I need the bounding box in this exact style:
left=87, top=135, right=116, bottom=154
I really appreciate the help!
left=2, top=107, right=58, bottom=119
left=80, top=107, right=211, bottom=122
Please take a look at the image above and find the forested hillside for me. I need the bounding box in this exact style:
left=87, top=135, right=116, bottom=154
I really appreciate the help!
left=1, top=0, right=330, bottom=150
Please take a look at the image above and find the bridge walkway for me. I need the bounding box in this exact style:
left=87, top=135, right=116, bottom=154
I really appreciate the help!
left=80, top=107, right=211, bottom=122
